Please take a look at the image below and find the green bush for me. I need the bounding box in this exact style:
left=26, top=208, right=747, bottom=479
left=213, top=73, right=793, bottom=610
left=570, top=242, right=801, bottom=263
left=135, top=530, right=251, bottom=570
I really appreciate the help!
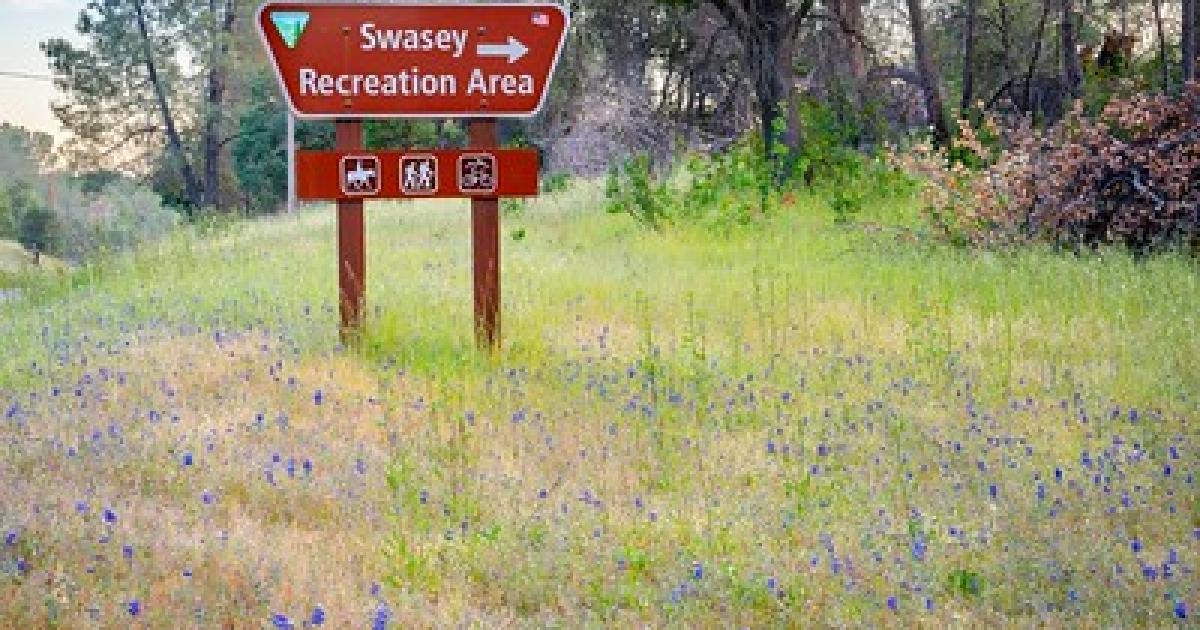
left=605, top=101, right=913, bottom=233
left=605, top=153, right=673, bottom=231
left=11, top=182, right=55, bottom=254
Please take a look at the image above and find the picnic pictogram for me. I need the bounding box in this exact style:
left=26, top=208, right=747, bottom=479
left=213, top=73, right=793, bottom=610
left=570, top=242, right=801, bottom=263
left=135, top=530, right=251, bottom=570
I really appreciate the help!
left=340, top=155, right=380, bottom=196
left=401, top=155, right=439, bottom=195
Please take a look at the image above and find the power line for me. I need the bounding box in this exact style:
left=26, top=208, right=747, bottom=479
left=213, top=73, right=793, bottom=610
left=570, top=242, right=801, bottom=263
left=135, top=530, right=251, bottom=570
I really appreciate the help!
left=0, top=71, right=54, bottom=82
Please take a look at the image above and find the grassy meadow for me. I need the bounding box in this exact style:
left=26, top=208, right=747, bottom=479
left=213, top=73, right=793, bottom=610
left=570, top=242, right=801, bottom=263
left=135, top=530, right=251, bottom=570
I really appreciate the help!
left=0, top=182, right=1197, bottom=627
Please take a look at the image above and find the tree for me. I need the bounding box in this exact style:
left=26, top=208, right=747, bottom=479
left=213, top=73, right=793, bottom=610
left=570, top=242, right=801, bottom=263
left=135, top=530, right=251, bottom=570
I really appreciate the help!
left=961, top=0, right=979, bottom=110
left=9, top=182, right=55, bottom=255
left=131, top=0, right=201, bottom=211
left=1060, top=0, right=1083, bottom=100
left=232, top=72, right=333, bottom=213
left=0, top=124, right=52, bottom=183
left=199, top=0, right=237, bottom=209
left=43, top=0, right=208, bottom=214
left=1184, top=0, right=1195, bottom=83
left=690, top=0, right=817, bottom=163
left=907, top=0, right=951, bottom=144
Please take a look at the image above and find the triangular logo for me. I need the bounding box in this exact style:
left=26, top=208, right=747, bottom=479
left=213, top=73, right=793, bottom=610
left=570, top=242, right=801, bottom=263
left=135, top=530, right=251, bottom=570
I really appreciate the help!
left=270, top=11, right=309, bottom=49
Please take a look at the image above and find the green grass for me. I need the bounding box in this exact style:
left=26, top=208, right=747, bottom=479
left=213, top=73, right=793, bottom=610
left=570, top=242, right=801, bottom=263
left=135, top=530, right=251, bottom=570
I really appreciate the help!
left=0, top=182, right=1196, bottom=627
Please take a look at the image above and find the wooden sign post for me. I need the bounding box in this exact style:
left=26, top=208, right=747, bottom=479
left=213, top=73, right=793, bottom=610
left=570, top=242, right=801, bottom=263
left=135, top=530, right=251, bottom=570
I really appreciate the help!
left=258, top=2, right=569, bottom=348
left=469, top=119, right=500, bottom=347
left=335, top=120, right=365, bottom=334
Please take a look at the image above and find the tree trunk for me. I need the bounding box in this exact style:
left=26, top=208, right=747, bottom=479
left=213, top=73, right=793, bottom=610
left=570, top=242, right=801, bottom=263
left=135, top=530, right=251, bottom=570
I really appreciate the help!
left=132, top=0, right=201, bottom=213
left=1025, top=0, right=1051, bottom=111
left=906, top=0, right=951, bottom=144
left=1060, top=0, right=1083, bottom=100
left=961, top=0, right=979, bottom=111
left=709, top=0, right=809, bottom=167
left=1152, top=0, right=1168, bottom=91
left=836, top=0, right=867, bottom=82
left=203, top=0, right=236, bottom=210
left=1184, top=0, right=1196, bottom=82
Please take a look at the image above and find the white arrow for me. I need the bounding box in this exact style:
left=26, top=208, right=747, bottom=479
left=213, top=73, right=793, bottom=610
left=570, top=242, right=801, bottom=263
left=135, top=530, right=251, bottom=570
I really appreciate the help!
left=476, top=36, right=529, bottom=63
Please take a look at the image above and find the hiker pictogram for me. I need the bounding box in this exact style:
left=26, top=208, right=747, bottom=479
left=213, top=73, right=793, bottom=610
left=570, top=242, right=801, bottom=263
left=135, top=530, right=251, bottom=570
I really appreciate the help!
left=401, top=155, right=439, bottom=195
left=458, top=153, right=497, bottom=194
left=340, top=155, right=380, bottom=196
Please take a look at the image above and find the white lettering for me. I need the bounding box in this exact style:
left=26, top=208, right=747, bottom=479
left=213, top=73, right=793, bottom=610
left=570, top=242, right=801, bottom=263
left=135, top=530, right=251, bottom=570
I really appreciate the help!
left=450, top=30, right=467, bottom=58
left=467, top=69, right=536, bottom=96
left=300, top=68, right=318, bottom=95
left=296, top=68, right=458, bottom=97
left=358, top=25, right=469, bottom=57
left=360, top=23, right=376, bottom=51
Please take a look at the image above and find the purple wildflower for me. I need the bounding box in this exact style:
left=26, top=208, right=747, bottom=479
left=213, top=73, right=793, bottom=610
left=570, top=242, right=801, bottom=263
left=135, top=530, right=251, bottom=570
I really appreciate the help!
left=372, top=603, right=390, bottom=630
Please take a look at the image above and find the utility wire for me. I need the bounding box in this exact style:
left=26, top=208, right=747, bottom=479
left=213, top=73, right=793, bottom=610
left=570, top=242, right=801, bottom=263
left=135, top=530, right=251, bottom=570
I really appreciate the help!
left=0, top=71, right=54, bottom=82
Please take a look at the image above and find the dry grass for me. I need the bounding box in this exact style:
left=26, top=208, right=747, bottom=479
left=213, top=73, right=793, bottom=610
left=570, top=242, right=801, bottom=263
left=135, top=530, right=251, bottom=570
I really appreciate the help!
left=1, top=185, right=1196, bottom=627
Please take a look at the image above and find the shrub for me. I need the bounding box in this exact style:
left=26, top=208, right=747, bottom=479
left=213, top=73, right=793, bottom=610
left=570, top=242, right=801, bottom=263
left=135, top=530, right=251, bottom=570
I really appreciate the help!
left=52, top=181, right=180, bottom=261
left=1, top=181, right=54, bottom=252
left=16, top=197, right=56, bottom=254
left=605, top=153, right=674, bottom=231
left=604, top=101, right=914, bottom=234
left=894, top=84, right=1200, bottom=252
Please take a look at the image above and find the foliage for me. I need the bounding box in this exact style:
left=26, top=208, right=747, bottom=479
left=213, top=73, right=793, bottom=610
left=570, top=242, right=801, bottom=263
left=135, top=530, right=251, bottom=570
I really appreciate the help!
left=605, top=154, right=675, bottom=231
left=0, top=124, right=51, bottom=184
left=541, top=172, right=573, bottom=194
left=894, top=85, right=1200, bottom=252
left=41, top=1, right=190, bottom=172
left=365, top=120, right=464, bottom=150
left=8, top=182, right=55, bottom=254
left=232, top=73, right=335, bottom=214
left=50, top=181, right=179, bottom=261
left=0, top=187, right=14, bottom=240
left=946, top=569, right=985, bottom=598
left=605, top=102, right=914, bottom=233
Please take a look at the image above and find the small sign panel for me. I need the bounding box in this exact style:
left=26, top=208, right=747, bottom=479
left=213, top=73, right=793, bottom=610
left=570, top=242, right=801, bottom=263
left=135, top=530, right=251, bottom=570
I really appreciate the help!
left=340, top=155, right=380, bottom=196
left=458, top=153, right=497, bottom=194
left=257, top=3, right=571, bottom=118
left=297, top=149, right=539, bottom=200
left=401, top=155, right=439, bottom=195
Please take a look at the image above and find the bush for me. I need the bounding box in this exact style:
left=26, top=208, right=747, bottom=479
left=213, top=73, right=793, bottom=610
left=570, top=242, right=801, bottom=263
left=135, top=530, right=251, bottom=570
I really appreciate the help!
left=52, top=181, right=180, bottom=261
left=1, top=181, right=54, bottom=252
left=604, top=101, right=912, bottom=234
left=895, top=84, right=1200, bottom=252
left=605, top=153, right=674, bottom=231
left=16, top=196, right=56, bottom=254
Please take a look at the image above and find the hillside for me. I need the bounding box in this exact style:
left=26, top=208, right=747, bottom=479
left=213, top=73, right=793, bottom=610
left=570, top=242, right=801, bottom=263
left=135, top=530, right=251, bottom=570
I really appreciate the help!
left=0, top=186, right=1197, bottom=626
left=0, top=238, right=69, bottom=278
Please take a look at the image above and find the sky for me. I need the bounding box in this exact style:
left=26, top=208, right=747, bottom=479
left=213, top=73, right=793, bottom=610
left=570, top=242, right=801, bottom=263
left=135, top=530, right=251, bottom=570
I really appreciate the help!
left=0, top=0, right=80, bottom=140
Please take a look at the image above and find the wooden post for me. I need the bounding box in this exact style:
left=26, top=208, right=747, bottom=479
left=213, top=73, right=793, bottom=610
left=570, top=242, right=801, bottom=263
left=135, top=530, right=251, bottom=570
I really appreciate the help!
left=336, top=120, right=366, bottom=338
left=469, top=119, right=500, bottom=349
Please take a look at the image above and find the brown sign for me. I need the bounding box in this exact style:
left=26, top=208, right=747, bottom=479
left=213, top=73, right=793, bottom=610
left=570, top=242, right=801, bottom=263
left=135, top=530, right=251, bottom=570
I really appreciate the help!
left=257, top=2, right=570, bottom=118
left=297, top=149, right=539, bottom=200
